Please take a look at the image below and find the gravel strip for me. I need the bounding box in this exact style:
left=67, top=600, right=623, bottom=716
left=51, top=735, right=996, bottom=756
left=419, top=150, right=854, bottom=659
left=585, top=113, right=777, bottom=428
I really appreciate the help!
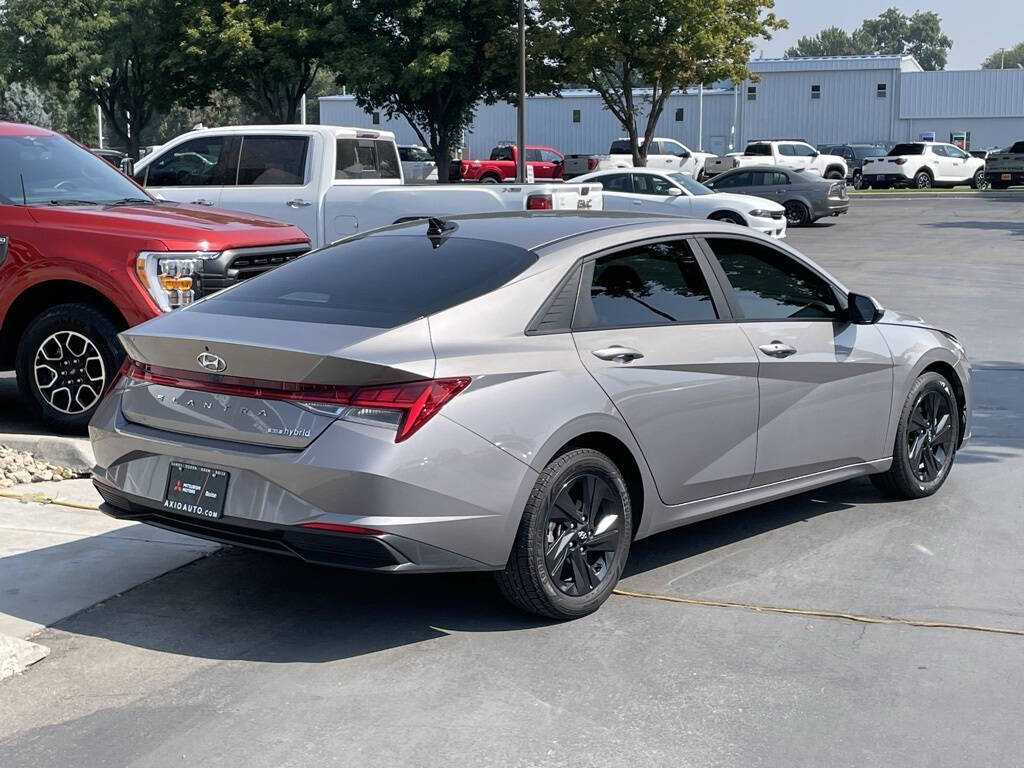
left=0, top=445, right=81, bottom=488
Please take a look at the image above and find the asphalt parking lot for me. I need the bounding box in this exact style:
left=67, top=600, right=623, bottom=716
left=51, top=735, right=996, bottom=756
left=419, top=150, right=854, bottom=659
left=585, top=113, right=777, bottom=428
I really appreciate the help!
left=1, top=197, right=1023, bottom=767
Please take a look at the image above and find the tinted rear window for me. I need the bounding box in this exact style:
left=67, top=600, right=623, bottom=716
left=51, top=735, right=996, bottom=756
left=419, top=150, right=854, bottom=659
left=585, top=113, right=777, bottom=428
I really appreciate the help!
left=889, top=144, right=924, bottom=156
left=191, top=235, right=538, bottom=327
left=1009, top=142, right=1024, bottom=154
left=610, top=140, right=632, bottom=154
left=335, top=139, right=401, bottom=180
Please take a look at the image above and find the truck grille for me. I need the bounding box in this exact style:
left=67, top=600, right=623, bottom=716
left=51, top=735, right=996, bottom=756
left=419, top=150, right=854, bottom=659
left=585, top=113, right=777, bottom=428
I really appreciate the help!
left=197, top=243, right=310, bottom=295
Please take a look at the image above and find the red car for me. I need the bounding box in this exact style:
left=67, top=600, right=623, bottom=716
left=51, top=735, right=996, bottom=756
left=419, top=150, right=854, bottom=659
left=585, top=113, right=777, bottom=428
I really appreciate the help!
left=0, top=122, right=310, bottom=432
left=453, top=143, right=564, bottom=183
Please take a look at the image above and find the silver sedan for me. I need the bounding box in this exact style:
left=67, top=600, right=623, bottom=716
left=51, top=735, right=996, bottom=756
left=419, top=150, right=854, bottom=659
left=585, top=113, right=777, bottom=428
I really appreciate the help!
left=89, top=213, right=970, bottom=619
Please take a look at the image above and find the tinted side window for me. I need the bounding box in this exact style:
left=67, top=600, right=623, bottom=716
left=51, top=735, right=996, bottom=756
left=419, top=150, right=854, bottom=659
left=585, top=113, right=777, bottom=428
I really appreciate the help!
left=335, top=139, right=401, bottom=180
left=713, top=171, right=751, bottom=188
left=633, top=174, right=675, bottom=195
left=237, top=136, right=308, bottom=185
left=146, top=136, right=234, bottom=187
left=792, top=143, right=817, bottom=157
left=769, top=171, right=790, bottom=185
left=778, top=144, right=796, bottom=157
left=600, top=173, right=633, bottom=193
left=524, top=148, right=543, bottom=162
left=541, top=149, right=562, bottom=163
left=191, top=235, right=537, bottom=327
left=706, top=237, right=838, bottom=320
left=930, top=145, right=948, bottom=157
left=575, top=241, right=718, bottom=329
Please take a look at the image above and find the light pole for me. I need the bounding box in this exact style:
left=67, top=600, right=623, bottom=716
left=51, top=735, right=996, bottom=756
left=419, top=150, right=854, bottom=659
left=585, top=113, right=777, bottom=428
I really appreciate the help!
left=516, top=0, right=526, bottom=183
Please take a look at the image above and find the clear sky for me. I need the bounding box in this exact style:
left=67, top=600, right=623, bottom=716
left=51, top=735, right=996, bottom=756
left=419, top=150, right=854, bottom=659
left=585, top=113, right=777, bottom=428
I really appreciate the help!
left=758, top=0, right=1020, bottom=70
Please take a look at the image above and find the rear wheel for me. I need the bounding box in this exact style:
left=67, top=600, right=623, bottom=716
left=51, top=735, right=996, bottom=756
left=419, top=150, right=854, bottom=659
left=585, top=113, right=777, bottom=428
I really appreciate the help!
left=871, top=372, right=959, bottom=499
left=496, top=448, right=632, bottom=619
left=783, top=200, right=810, bottom=227
left=914, top=170, right=933, bottom=189
left=479, top=173, right=500, bottom=184
left=15, top=303, right=124, bottom=434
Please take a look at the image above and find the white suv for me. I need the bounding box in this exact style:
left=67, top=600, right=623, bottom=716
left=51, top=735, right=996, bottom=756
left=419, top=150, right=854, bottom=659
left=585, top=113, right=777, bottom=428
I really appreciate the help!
left=861, top=142, right=987, bottom=189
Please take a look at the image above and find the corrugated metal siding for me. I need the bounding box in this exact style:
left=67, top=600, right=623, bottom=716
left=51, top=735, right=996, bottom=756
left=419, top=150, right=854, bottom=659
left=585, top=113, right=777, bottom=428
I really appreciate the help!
left=900, top=70, right=1024, bottom=118
left=749, top=55, right=909, bottom=74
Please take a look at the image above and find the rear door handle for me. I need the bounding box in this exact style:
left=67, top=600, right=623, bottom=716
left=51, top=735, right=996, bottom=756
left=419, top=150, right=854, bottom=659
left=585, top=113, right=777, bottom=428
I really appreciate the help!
left=592, top=346, right=644, bottom=363
left=191, top=198, right=215, bottom=206
left=287, top=199, right=312, bottom=208
left=758, top=341, right=797, bottom=358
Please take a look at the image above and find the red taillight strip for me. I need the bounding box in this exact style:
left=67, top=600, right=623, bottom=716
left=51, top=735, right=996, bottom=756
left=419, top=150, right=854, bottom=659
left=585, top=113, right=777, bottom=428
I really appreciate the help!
left=123, top=360, right=470, bottom=442
left=298, top=522, right=383, bottom=535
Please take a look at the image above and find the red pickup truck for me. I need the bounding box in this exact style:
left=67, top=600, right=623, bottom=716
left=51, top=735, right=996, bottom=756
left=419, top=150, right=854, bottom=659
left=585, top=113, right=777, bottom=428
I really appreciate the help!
left=0, top=122, right=310, bottom=432
left=452, top=143, right=564, bottom=183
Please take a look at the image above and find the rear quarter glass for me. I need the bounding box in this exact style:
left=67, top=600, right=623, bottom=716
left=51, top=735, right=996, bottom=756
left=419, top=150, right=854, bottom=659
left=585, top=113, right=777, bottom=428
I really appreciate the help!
left=188, top=234, right=538, bottom=327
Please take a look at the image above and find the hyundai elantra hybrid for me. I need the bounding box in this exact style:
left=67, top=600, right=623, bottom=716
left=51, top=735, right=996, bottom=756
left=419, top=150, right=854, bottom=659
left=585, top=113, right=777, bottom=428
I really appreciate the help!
left=90, top=213, right=970, bottom=619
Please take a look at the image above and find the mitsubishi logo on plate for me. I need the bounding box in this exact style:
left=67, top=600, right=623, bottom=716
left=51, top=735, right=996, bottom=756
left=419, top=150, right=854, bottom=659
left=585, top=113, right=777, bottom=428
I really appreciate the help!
left=197, top=351, right=227, bottom=373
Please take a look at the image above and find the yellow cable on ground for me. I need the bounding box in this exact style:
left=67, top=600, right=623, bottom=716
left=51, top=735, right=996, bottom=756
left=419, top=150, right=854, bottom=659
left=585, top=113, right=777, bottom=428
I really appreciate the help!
left=613, top=588, right=1024, bottom=638
left=0, top=490, right=101, bottom=512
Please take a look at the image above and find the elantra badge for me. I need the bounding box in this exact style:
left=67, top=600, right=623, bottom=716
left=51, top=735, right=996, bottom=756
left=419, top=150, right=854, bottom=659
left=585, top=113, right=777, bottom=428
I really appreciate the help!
left=197, top=351, right=227, bottom=373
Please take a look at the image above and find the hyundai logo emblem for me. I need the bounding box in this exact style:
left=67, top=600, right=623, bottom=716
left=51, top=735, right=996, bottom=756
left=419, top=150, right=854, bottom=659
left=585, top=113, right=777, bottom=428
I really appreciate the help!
left=197, top=352, right=227, bottom=373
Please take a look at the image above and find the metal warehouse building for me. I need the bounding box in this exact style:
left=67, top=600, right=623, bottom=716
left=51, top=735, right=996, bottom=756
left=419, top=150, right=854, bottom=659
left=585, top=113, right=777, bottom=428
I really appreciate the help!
left=320, top=55, right=1024, bottom=158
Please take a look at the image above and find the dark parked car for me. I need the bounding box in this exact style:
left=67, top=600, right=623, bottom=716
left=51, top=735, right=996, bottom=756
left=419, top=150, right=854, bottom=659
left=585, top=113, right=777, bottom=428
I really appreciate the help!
left=705, top=166, right=849, bottom=227
left=819, top=144, right=889, bottom=189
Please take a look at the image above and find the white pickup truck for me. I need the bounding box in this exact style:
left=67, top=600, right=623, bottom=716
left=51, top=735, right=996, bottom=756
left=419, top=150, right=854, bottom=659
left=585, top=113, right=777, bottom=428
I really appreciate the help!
left=564, top=137, right=715, bottom=180
left=704, top=140, right=848, bottom=180
left=132, top=125, right=603, bottom=247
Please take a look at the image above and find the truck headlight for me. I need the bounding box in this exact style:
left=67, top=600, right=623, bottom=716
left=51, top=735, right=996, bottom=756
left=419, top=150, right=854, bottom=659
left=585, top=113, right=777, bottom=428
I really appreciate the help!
left=135, top=251, right=218, bottom=312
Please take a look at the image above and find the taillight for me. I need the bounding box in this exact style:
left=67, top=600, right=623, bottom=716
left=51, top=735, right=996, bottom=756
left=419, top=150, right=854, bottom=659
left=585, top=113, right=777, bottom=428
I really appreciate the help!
left=122, top=359, right=470, bottom=442
left=893, top=158, right=908, bottom=165
left=587, top=157, right=598, bottom=170
left=526, top=194, right=553, bottom=210
left=102, top=356, right=133, bottom=399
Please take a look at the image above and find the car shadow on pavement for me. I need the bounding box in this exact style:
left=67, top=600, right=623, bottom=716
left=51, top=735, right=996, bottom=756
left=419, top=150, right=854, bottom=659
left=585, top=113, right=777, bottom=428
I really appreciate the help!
left=926, top=220, right=1024, bottom=238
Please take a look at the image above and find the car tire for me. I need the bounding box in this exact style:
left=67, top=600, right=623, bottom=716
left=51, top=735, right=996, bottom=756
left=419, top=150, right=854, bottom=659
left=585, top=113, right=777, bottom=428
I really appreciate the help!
left=479, top=174, right=500, bottom=184
left=871, top=371, right=959, bottom=499
left=852, top=171, right=864, bottom=190
left=825, top=169, right=844, bottom=180
left=914, top=170, right=933, bottom=189
left=970, top=169, right=988, bottom=190
left=496, top=448, right=632, bottom=620
left=783, top=200, right=810, bottom=227
left=708, top=211, right=746, bottom=226
left=15, top=303, right=125, bottom=435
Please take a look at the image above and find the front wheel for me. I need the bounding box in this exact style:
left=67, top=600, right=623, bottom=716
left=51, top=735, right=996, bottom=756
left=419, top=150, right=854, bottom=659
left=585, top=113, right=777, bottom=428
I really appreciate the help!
left=970, top=169, right=988, bottom=190
left=15, top=303, right=125, bottom=434
left=825, top=169, right=844, bottom=180
left=496, top=448, right=632, bottom=619
left=852, top=171, right=865, bottom=190
left=709, top=211, right=746, bottom=226
left=871, top=372, right=959, bottom=499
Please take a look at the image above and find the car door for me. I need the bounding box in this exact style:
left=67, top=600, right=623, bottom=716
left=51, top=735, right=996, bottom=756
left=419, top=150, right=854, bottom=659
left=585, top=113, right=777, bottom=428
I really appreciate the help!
left=631, top=173, right=692, bottom=215
left=218, top=134, right=317, bottom=240
left=708, top=170, right=754, bottom=193
left=659, top=140, right=691, bottom=173
left=540, top=149, right=564, bottom=179
left=525, top=148, right=554, bottom=179
left=573, top=238, right=760, bottom=505
left=699, top=235, right=894, bottom=485
left=923, top=145, right=950, bottom=180
left=592, top=173, right=636, bottom=212
left=737, top=170, right=779, bottom=203
left=138, top=134, right=238, bottom=207
left=943, top=145, right=972, bottom=182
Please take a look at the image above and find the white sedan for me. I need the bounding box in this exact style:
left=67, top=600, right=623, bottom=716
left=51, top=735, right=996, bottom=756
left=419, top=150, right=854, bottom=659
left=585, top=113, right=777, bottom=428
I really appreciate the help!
left=574, top=168, right=787, bottom=239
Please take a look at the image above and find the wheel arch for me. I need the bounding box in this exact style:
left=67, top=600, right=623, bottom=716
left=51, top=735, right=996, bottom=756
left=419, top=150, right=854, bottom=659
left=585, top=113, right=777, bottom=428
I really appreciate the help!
left=825, top=164, right=845, bottom=178
left=920, top=360, right=968, bottom=448
left=708, top=210, right=747, bottom=225
left=0, top=281, right=129, bottom=368
left=914, top=166, right=933, bottom=180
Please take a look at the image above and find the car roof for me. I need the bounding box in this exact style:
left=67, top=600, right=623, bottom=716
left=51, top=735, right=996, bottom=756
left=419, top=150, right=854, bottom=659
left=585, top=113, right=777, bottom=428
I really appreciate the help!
left=0, top=121, right=54, bottom=137
left=578, top=167, right=674, bottom=179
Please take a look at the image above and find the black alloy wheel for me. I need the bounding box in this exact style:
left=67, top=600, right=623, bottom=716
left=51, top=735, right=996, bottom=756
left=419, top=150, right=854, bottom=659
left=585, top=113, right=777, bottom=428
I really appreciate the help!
left=543, top=473, right=623, bottom=597
left=784, top=200, right=809, bottom=227
left=905, top=389, right=955, bottom=484
left=852, top=171, right=865, bottom=190
left=914, top=170, right=933, bottom=189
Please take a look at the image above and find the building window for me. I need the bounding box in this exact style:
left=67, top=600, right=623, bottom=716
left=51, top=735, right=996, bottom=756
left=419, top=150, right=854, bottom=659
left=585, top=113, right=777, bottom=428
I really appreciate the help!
left=810, top=84, right=821, bottom=100
left=674, top=108, right=685, bottom=122
left=572, top=108, right=581, bottom=124
left=746, top=86, right=757, bottom=101
left=371, top=112, right=380, bottom=125
left=876, top=83, right=887, bottom=98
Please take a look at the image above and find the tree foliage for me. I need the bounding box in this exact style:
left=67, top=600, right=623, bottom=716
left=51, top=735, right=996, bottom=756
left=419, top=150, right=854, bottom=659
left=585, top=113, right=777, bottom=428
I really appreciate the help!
left=786, top=7, right=952, bottom=71
left=541, top=0, right=785, bottom=166
left=186, top=0, right=339, bottom=123
left=0, top=81, right=52, bottom=127
left=982, top=42, right=1024, bottom=70
left=4, top=0, right=216, bottom=156
left=330, top=0, right=549, bottom=182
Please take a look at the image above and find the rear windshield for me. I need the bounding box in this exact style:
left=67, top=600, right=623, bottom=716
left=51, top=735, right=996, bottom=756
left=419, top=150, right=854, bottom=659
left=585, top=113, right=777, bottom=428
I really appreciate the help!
left=610, top=140, right=633, bottom=154
left=1009, top=141, right=1024, bottom=154
left=335, top=139, right=401, bottom=180
left=489, top=146, right=514, bottom=161
left=854, top=146, right=888, bottom=159
left=191, top=234, right=538, bottom=327
left=889, top=144, right=924, bottom=156
left=744, top=143, right=772, bottom=156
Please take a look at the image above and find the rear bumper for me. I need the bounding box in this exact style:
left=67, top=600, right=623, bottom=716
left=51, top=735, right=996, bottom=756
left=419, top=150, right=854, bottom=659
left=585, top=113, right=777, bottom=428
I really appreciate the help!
left=862, top=173, right=913, bottom=187
left=89, top=391, right=537, bottom=571
left=821, top=199, right=850, bottom=216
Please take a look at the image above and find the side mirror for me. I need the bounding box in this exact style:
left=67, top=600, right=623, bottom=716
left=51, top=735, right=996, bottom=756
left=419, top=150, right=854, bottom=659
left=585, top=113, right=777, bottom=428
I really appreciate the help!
left=848, top=292, right=884, bottom=324
left=667, top=187, right=682, bottom=196
left=681, top=150, right=691, bottom=159
left=119, top=157, right=134, bottom=177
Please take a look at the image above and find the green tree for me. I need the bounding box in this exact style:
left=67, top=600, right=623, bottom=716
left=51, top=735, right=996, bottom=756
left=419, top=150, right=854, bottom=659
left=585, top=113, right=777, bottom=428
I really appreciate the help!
left=982, top=42, right=1024, bottom=69
left=541, top=0, right=786, bottom=167
left=330, top=0, right=546, bottom=182
left=0, top=82, right=52, bottom=127
left=4, top=0, right=215, bottom=157
left=786, top=8, right=952, bottom=71
left=187, top=0, right=338, bottom=123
